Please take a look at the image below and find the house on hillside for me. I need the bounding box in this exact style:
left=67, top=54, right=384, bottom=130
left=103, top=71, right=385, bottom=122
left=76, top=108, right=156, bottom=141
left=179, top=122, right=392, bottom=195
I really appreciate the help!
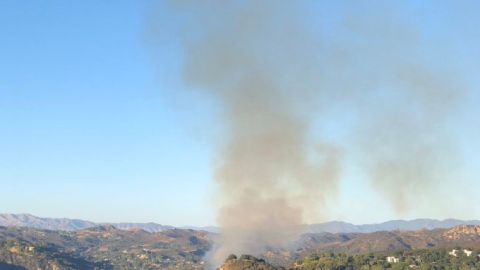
left=449, top=249, right=472, bottom=257
left=387, top=256, right=400, bottom=263
left=449, top=249, right=458, bottom=257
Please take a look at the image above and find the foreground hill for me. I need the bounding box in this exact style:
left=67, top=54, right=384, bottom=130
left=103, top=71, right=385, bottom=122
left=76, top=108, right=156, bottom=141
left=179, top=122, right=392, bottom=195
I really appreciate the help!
left=224, top=226, right=480, bottom=269
left=223, top=248, right=480, bottom=270
left=263, top=225, right=480, bottom=265
left=219, top=255, right=281, bottom=270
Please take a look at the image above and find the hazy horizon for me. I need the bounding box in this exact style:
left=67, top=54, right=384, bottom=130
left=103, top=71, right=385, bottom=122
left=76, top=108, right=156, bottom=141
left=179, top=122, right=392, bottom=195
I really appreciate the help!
left=3, top=212, right=480, bottom=229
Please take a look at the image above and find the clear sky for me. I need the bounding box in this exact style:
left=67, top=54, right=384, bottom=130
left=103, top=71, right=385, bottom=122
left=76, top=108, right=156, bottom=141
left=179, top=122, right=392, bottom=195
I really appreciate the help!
left=1, top=1, right=479, bottom=226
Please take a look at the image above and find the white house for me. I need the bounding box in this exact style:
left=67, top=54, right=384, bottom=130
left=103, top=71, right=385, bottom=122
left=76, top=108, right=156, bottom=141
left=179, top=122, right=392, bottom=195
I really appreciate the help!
left=449, top=249, right=458, bottom=257
left=464, top=249, right=473, bottom=256
left=449, top=249, right=473, bottom=257
left=387, top=256, right=400, bottom=263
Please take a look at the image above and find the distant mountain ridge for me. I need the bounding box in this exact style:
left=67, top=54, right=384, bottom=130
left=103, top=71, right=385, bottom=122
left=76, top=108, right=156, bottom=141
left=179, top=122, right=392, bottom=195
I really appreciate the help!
left=306, top=218, right=480, bottom=234
left=0, top=214, right=212, bottom=233
left=1, top=213, right=479, bottom=234
left=0, top=213, right=96, bottom=231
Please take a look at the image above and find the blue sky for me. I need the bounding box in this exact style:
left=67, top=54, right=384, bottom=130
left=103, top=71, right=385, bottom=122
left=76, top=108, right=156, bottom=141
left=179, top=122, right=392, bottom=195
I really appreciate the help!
left=1, top=1, right=479, bottom=226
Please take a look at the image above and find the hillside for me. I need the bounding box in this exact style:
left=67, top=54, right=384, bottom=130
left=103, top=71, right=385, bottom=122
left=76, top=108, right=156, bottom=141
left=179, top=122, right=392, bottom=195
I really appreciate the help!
left=263, top=225, right=480, bottom=265
left=224, top=226, right=480, bottom=269
left=0, top=225, right=211, bottom=269
left=220, top=247, right=480, bottom=270
left=2, top=222, right=480, bottom=269
left=296, top=225, right=480, bottom=253
left=218, top=255, right=281, bottom=270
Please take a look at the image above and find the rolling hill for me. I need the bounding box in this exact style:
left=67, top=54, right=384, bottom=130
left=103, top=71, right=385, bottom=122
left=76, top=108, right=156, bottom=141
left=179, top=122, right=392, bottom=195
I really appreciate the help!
left=2, top=223, right=480, bottom=269
left=0, top=225, right=211, bottom=269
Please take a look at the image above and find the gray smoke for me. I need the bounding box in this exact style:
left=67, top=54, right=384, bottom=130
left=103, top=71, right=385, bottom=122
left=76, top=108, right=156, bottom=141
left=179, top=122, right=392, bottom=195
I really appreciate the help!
left=338, top=5, right=462, bottom=213
left=148, top=1, right=463, bottom=268
left=162, top=1, right=342, bottom=267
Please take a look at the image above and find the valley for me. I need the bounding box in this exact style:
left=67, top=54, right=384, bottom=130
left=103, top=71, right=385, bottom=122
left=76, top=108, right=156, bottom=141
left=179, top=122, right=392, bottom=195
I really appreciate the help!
left=2, top=216, right=480, bottom=269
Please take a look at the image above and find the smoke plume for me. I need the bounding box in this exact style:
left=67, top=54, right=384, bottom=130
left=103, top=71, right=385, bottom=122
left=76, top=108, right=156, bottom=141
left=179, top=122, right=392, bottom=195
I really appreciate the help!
left=337, top=4, right=462, bottom=213
left=165, top=1, right=342, bottom=267
left=149, top=1, right=463, bottom=268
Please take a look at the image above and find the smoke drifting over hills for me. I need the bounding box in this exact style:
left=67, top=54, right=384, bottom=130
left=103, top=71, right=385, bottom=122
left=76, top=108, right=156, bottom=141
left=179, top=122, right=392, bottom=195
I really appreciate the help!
left=150, top=1, right=463, bottom=268
left=171, top=2, right=342, bottom=267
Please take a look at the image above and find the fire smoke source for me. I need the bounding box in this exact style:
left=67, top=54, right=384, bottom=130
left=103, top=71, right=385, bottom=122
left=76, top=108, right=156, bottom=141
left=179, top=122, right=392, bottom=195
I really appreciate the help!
left=150, top=1, right=463, bottom=268
left=167, top=1, right=342, bottom=267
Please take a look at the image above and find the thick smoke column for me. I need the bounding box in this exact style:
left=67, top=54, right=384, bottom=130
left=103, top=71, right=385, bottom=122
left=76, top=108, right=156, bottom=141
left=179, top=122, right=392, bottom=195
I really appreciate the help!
left=169, top=1, right=341, bottom=267
left=149, top=0, right=463, bottom=268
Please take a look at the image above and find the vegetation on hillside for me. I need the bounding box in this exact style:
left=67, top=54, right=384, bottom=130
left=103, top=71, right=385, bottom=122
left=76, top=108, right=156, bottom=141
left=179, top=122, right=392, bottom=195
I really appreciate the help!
left=2, top=225, right=480, bottom=269
left=0, top=225, right=210, bottom=270
left=293, top=249, right=480, bottom=270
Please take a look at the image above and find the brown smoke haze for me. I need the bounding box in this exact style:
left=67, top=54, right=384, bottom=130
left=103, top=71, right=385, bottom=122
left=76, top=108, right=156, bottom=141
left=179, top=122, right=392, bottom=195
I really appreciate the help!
left=338, top=5, right=462, bottom=213
left=149, top=1, right=463, bottom=268
left=172, top=2, right=342, bottom=266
